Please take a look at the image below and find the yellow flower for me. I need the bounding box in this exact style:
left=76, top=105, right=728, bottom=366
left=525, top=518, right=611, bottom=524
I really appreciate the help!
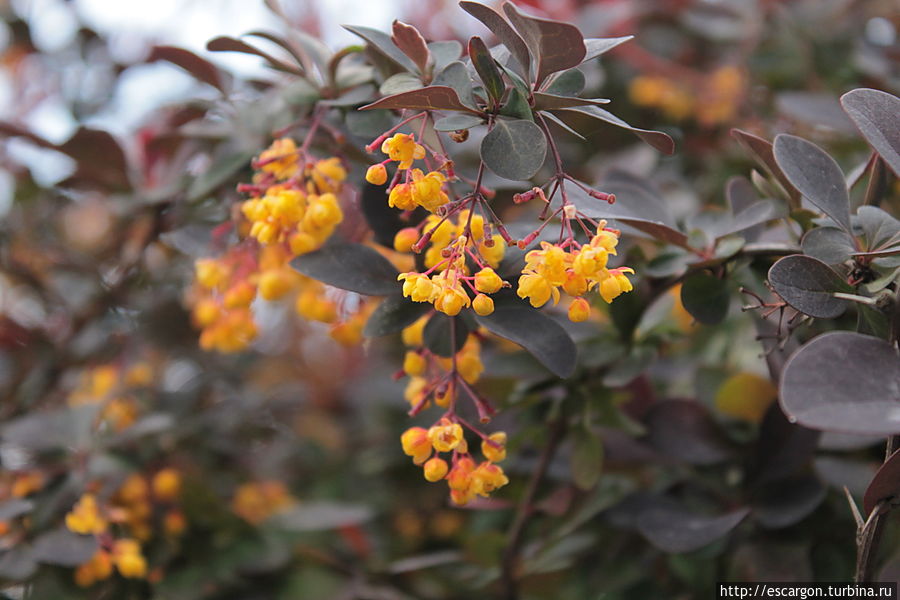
left=481, top=432, right=507, bottom=462
left=402, top=316, right=428, bottom=346
left=65, top=494, right=107, bottom=535
left=393, top=227, right=419, bottom=253
left=401, top=427, right=432, bottom=464
left=74, top=550, right=113, bottom=588
left=403, top=351, right=426, bottom=376
left=388, top=183, right=417, bottom=211
left=517, top=271, right=556, bottom=308
left=472, top=462, right=509, bottom=497
left=258, top=138, right=301, bottom=180
left=381, top=133, right=426, bottom=169
left=195, top=258, right=228, bottom=291
left=152, top=468, right=181, bottom=502
left=410, top=169, right=449, bottom=212
left=398, top=272, right=434, bottom=303
left=428, top=418, right=464, bottom=453
left=112, top=539, right=147, bottom=579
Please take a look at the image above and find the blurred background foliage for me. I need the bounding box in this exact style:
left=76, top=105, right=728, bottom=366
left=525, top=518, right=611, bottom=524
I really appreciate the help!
left=0, top=0, right=898, bottom=598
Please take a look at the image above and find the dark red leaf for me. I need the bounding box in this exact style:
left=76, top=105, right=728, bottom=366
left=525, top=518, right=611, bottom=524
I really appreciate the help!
left=360, top=86, right=482, bottom=114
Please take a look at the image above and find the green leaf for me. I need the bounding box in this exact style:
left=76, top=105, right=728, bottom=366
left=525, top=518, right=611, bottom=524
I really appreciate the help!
left=773, top=134, right=851, bottom=233
left=544, top=68, right=585, bottom=96
left=364, top=295, right=431, bottom=337
left=502, top=3, right=586, bottom=86
left=428, top=40, right=463, bottom=72
left=433, top=114, right=484, bottom=131
left=475, top=302, right=577, bottom=378
left=571, top=429, right=603, bottom=490
left=556, top=105, right=675, bottom=154
left=423, top=313, right=470, bottom=357
left=840, top=88, right=900, bottom=177
left=361, top=85, right=481, bottom=114
left=767, top=255, right=851, bottom=319
left=433, top=61, right=477, bottom=109
left=460, top=1, right=532, bottom=83
left=680, top=273, right=729, bottom=325
left=379, top=72, right=423, bottom=95
left=342, top=25, right=417, bottom=72
left=500, top=87, right=533, bottom=121
left=468, top=36, right=505, bottom=105
left=480, top=118, right=547, bottom=180
left=291, top=242, right=400, bottom=296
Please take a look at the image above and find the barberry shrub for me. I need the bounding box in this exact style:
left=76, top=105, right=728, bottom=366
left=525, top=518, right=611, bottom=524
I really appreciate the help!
left=0, top=0, right=897, bottom=598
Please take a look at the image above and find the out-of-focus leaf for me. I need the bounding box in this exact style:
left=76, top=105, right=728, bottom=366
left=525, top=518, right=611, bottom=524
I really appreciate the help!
left=291, top=242, right=399, bottom=296
left=206, top=36, right=305, bottom=75
left=502, top=3, right=586, bottom=86
left=544, top=68, right=585, bottom=96
left=645, top=400, right=734, bottom=465
left=2, top=406, right=98, bottom=452
left=556, top=105, right=674, bottom=154
left=269, top=502, right=373, bottom=531
left=680, top=273, right=729, bottom=325
left=582, top=37, right=633, bottom=62
left=32, top=529, right=98, bottom=567
left=801, top=227, right=856, bottom=265
left=773, top=134, right=851, bottom=233
left=840, top=88, right=900, bottom=177
left=752, top=474, right=827, bottom=529
left=342, top=25, right=417, bottom=72
left=423, top=313, right=470, bottom=357
left=148, top=45, right=229, bottom=92
left=0, top=546, right=37, bottom=580
left=571, top=429, right=603, bottom=490
left=433, top=114, right=483, bottom=131
left=361, top=86, right=481, bottom=114
left=187, top=150, right=254, bottom=201
left=768, top=255, right=850, bottom=319
left=391, top=20, right=431, bottom=74
left=533, top=93, right=609, bottom=111
left=637, top=504, right=749, bottom=554
left=0, top=499, right=33, bottom=521
left=320, top=84, right=375, bottom=106
left=857, top=206, right=900, bottom=252
left=715, top=373, right=777, bottom=424
left=480, top=118, right=547, bottom=180
left=780, top=331, right=900, bottom=435
left=864, top=449, right=900, bottom=515
left=58, top=127, right=131, bottom=191
left=364, top=295, right=431, bottom=337
left=460, top=1, right=531, bottom=82
left=468, top=36, right=505, bottom=105
left=724, top=200, right=786, bottom=238
left=475, top=302, right=576, bottom=378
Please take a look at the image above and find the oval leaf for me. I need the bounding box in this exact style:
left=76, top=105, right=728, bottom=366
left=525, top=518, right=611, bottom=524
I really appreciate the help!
left=780, top=331, right=900, bottom=436
left=361, top=85, right=481, bottom=114
left=645, top=400, right=734, bottom=465
left=556, top=105, right=674, bottom=155
left=502, top=3, right=586, bottom=86
left=291, top=242, right=399, bottom=296
left=840, top=88, right=900, bottom=178
left=475, top=303, right=576, bottom=378
left=801, top=227, right=856, bottom=265
left=680, top=273, right=729, bottom=325
left=460, top=1, right=531, bottom=83
left=364, top=295, right=430, bottom=337
left=433, top=114, right=484, bottom=131
left=864, top=448, right=900, bottom=515
left=423, top=313, right=470, bottom=358
left=773, top=134, right=851, bottom=233
left=32, top=529, right=98, bottom=567
left=480, top=118, right=547, bottom=180
left=637, top=504, right=749, bottom=554
left=768, top=255, right=850, bottom=319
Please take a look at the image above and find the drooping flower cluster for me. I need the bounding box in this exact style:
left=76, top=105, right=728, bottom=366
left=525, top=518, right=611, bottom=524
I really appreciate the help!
left=232, top=480, right=296, bottom=524
left=401, top=421, right=508, bottom=506
left=66, top=468, right=185, bottom=587
left=68, top=361, right=155, bottom=431
left=518, top=222, right=634, bottom=322
left=190, top=138, right=370, bottom=352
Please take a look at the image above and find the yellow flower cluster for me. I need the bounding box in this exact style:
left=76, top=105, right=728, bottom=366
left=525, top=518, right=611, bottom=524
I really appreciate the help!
left=232, top=481, right=295, bottom=524
left=191, top=139, right=373, bottom=352
left=67, top=468, right=185, bottom=587
left=68, top=362, right=154, bottom=431
left=380, top=132, right=425, bottom=170
left=401, top=422, right=508, bottom=505
left=366, top=133, right=451, bottom=213
left=628, top=66, right=745, bottom=126
left=517, top=225, right=634, bottom=321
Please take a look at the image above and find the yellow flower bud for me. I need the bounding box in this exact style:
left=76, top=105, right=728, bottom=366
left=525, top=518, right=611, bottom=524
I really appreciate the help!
left=481, top=432, right=507, bottom=462
left=152, top=468, right=181, bottom=502
left=474, top=267, right=503, bottom=294
left=472, top=293, right=494, bottom=316
left=403, top=351, right=426, bottom=376
left=393, top=227, right=419, bottom=253
left=366, top=164, right=388, bottom=185
left=568, top=297, right=591, bottom=322
left=423, top=457, right=449, bottom=482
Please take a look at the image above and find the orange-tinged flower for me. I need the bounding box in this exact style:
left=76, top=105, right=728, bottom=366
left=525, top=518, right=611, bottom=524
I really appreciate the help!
left=366, top=163, right=388, bottom=185
left=428, top=419, right=464, bottom=452
left=401, top=427, right=432, bottom=464
left=381, top=133, right=426, bottom=169
left=568, top=297, right=591, bottom=322
left=481, top=432, right=507, bottom=462
left=423, top=457, right=449, bottom=482
left=473, top=293, right=494, bottom=316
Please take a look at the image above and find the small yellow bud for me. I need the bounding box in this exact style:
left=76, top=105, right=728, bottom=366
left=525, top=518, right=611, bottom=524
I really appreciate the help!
left=423, top=457, right=449, bottom=482
left=474, top=267, right=503, bottom=294
left=366, top=163, right=388, bottom=185
left=481, top=432, right=507, bottom=462
left=403, top=351, right=426, bottom=376
left=152, top=468, right=181, bottom=502
left=393, top=227, right=419, bottom=253
left=473, top=293, right=494, bottom=316
left=568, top=297, right=591, bottom=322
